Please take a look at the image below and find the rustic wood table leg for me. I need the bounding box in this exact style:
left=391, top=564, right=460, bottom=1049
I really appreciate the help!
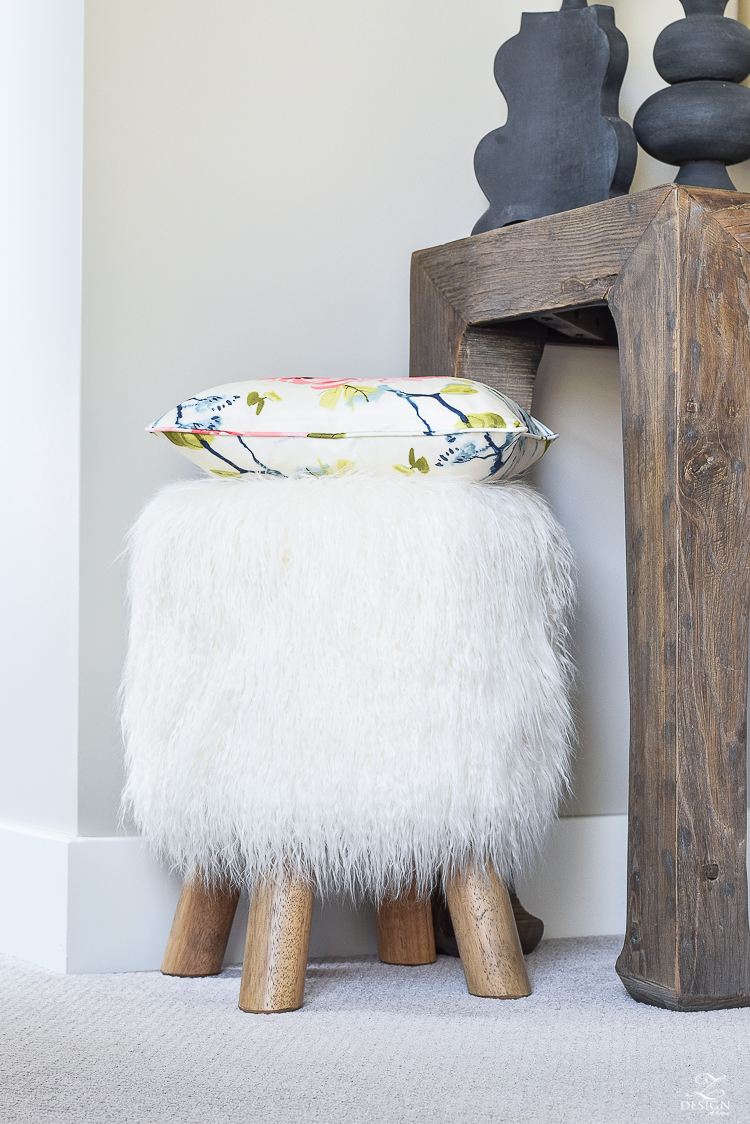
left=409, top=182, right=750, bottom=1009
left=376, top=884, right=437, bottom=965
left=161, top=877, right=240, bottom=977
left=239, top=871, right=314, bottom=1013
left=452, top=321, right=547, bottom=413
left=444, top=862, right=531, bottom=999
left=610, top=188, right=750, bottom=1010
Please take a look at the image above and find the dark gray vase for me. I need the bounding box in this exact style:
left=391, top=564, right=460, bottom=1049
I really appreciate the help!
left=634, top=0, right=750, bottom=189
left=472, top=0, right=635, bottom=234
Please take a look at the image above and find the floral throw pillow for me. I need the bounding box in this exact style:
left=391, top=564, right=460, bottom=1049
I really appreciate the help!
left=148, top=376, right=557, bottom=482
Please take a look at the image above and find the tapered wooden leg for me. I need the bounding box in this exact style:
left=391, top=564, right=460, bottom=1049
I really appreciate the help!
left=432, top=884, right=544, bottom=957
left=161, top=878, right=240, bottom=977
left=444, top=863, right=531, bottom=999
left=376, top=884, right=437, bottom=965
left=239, top=871, right=314, bottom=1013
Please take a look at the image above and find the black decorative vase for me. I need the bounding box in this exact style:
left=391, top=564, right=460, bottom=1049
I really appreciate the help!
left=634, top=0, right=750, bottom=189
left=472, top=0, right=636, bottom=234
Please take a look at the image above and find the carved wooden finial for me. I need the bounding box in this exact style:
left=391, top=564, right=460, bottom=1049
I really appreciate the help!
left=472, top=2, right=635, bottom=234
left=634, top=0, right=750, bottom=188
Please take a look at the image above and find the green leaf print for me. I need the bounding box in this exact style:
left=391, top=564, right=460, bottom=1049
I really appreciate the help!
left=247, top=390, right=282, bottom=415
left=319, top=386, right=344, bottom=409
left=164, top=431, right=214, bottom=449
left=394, top=447, right=430, bottom=474
left=307, top=432, right=346, bottom=439
left=320, top=384, right=376, bottom=410
left=455, top=412, right=507, bottom=429
left=442, top=382, right=479, bottom=395
left=209, top=469, right=242, bottom=477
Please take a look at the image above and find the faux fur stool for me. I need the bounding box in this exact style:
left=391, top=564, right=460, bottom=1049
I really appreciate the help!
left=122, top=475, right=575, bottom=1011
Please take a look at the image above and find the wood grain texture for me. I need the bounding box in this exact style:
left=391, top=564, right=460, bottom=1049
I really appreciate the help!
left=702, top=197, right=750, bottom=255
left=409, top=183, right=750, bottom=1010
left=675, top=188, right=750, bottom=218
left=409, top=252, right=469, bottom=383
left=410, top=185, right=672, bottom=386
left=161, top=879, right=240, bottom=977
left=239, top=872, right=314, bottom=1013
left=409, top=186, right=671, bottom=388
left=454, top=322, right=546, bottom=413
left=376, top=885, right=437, bottom=965
left=444, top=864, right=531, bottom=999
left=610, top=187, right=750, bottom=1010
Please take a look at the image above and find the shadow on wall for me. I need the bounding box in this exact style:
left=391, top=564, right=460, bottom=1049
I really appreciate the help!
left=530, top=344, right=629, bottom=819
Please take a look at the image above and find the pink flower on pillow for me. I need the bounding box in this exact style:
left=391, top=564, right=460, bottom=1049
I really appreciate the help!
left=274, top=377, right=377, bottom=388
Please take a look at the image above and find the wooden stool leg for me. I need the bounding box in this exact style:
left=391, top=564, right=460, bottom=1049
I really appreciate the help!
left=444, top=862, right=531, bottom=999
left=238, top=871, right=314, bottom=1013
left=376, top=884, right=437, bottom=965
left=162, top=878, right=240, bottom=977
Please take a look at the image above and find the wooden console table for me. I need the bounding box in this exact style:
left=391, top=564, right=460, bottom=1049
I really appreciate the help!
left=410, top=184, right=750, bottom=1011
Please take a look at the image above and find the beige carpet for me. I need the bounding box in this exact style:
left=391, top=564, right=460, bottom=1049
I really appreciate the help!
left=2, top=936, right=749, bottom=1123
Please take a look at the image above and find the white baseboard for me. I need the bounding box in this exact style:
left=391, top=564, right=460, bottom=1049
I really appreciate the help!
left=0, top=825, right=182, bottom=972
left=2, top=814, right=748, bottom=973
left=0, top=821, right=70, bottom=971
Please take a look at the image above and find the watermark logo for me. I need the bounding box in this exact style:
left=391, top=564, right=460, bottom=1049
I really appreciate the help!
left=681, top=1073, right=730, bottom=1115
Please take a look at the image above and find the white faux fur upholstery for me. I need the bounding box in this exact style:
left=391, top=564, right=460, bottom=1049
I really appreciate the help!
left=121, top=475, right=575, bottom=901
